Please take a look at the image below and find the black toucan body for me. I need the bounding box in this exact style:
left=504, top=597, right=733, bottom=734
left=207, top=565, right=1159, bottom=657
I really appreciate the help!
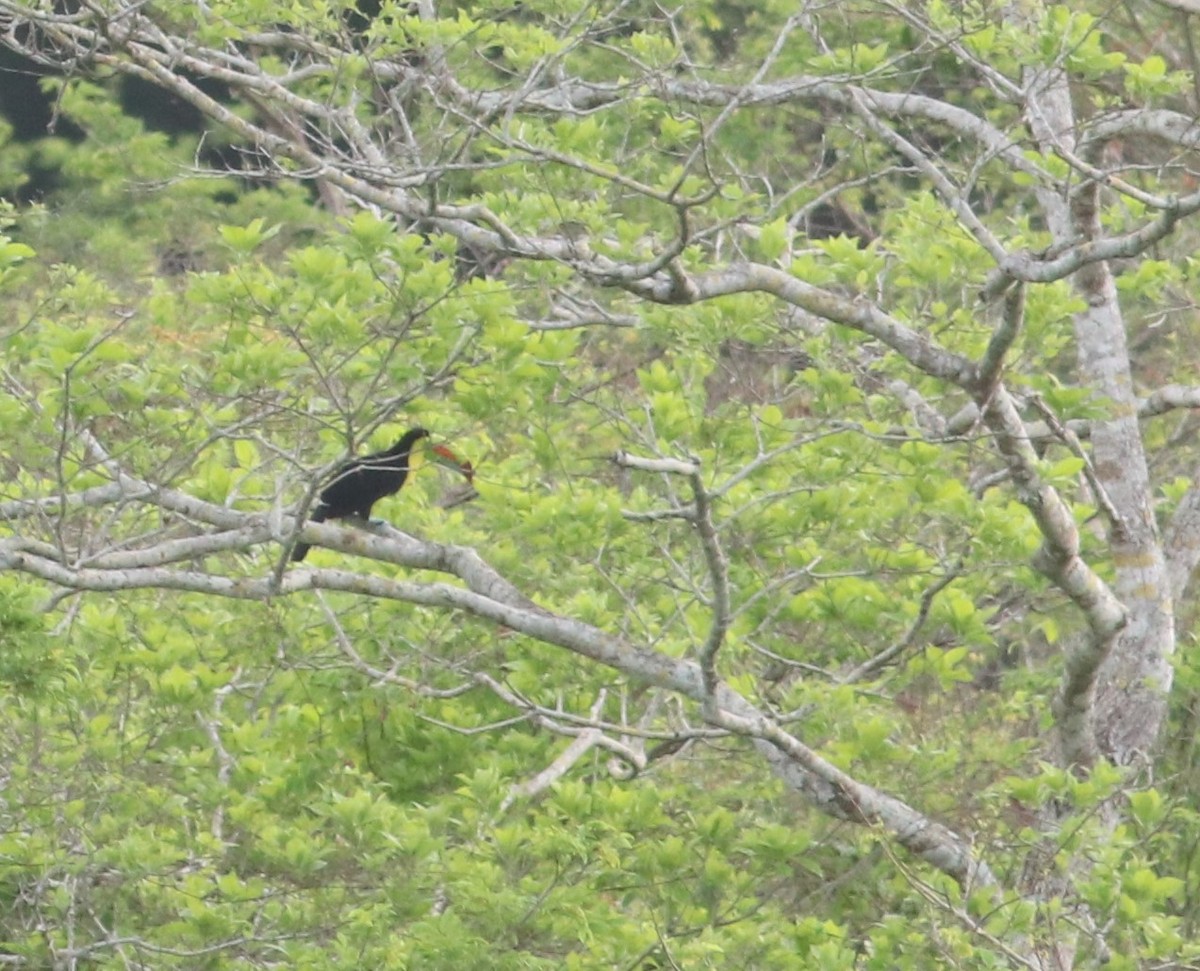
left=291, top=427, right=430, bottom=562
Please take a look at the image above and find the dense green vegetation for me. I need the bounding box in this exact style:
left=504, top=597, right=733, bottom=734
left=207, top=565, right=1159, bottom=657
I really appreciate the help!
left=3, top=0, right=1200, bottom=966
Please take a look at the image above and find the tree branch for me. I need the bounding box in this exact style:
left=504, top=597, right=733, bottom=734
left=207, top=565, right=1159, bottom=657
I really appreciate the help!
left=980, top=386, right=1126, bottom=770
left=0, top=510, right=995, bottom=891
left=1164, top=476, right=1200, bottom=602
left=614, top=449, right=731, bottom=702
left=839, top=563, right=963, bottom=684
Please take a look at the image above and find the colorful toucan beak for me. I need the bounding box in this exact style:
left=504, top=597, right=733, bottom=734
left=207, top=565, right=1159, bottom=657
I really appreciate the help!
left=429, top=442, right=474, bottom=483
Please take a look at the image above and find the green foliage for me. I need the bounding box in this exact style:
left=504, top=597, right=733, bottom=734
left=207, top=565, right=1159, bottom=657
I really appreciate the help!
left=1124, top=54, right=1191, bottom=100
left=1, top=0, right=1198, bottom=967
left=0, top=226, right=34, bottom=292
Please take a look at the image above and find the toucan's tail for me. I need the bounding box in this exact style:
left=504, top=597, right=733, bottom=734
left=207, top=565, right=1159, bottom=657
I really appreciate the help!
left=291, top=506, right=328, bottom=562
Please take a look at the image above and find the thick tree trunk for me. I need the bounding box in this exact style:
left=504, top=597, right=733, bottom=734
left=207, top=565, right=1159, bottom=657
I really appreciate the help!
left=1013, top=27, right=1177, bottom=971
left=1022, top=52, right=1174, bottom=769
left=1072, top=239, right=1174, bottom=762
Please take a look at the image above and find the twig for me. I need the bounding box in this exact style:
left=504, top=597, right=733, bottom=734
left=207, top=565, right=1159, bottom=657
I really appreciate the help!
left=613, top=449, right=731, bottom=702
left=1027, top=394, right=1127, bottom=539
left=839, top=562, right=964, bottom=683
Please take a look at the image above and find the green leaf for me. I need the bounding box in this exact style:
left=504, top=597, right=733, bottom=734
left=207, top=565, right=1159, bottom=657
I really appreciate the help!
left=757, top=217, right=790, bottom=262
left=1128, top=788, right=1165, bottom=827
left=218, top=217, right=280, bottom=255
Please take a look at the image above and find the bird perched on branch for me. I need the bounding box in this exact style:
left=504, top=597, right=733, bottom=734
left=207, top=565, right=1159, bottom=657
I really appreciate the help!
left=291, top=427, right=473, bottom=562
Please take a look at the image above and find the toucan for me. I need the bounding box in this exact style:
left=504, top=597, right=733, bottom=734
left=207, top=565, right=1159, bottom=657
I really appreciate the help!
left=291, top=427, right=472, bottom=561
